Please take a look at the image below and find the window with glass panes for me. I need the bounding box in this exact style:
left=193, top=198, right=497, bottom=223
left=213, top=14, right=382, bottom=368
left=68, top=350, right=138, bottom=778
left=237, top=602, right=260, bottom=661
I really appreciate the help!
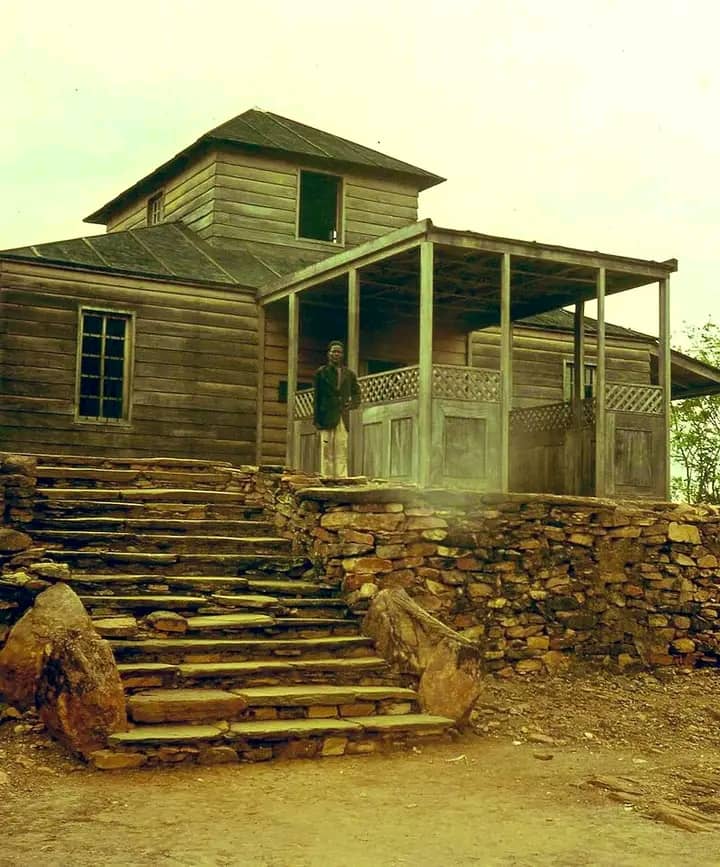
left=78, top=311, right=130, bottom=420
left=563, top=360, right=596, bottom=401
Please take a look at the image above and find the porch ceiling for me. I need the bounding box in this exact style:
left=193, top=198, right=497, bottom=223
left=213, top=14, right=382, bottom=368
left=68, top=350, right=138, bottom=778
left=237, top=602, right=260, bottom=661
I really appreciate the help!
left=258, top=219, right=677, bottom=328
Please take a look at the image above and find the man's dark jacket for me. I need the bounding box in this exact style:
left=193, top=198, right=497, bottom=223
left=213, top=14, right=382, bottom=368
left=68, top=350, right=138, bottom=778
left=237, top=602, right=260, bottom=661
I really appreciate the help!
left=313, top=364, right=361, bottom=430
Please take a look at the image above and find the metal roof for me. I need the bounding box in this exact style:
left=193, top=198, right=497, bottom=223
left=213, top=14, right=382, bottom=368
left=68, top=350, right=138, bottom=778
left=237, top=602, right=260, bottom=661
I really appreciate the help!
left=84, top=109, right=445, bottom=224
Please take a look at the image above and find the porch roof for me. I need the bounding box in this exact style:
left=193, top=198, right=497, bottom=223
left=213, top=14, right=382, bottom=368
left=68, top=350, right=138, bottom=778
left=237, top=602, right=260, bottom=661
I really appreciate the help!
left=257, top=219, right=677, bottom=328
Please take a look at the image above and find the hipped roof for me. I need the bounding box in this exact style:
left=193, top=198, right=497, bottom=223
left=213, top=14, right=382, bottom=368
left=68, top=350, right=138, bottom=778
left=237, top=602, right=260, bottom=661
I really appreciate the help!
left=84, top=108, right=445, bottom=224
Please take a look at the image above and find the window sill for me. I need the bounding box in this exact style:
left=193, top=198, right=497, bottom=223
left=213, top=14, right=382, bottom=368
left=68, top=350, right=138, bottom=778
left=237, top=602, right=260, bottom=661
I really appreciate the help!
left=296, top=236, right=345, bottom=250
left=74, top=418, right=134, bottom=429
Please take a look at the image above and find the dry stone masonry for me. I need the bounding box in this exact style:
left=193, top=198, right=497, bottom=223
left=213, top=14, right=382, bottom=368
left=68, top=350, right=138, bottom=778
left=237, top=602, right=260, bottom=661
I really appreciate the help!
left=264, top=472, right=720, bottom=676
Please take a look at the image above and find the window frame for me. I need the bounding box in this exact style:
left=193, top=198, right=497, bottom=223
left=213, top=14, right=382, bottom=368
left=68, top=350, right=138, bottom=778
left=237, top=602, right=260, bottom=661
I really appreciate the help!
left=74, top=306, right=135, bottom=426
left=563, top=358, right=597, bottom=402
left=146, top=190, right=165, bottom=225
left=295, top=168, right=344, bottom=246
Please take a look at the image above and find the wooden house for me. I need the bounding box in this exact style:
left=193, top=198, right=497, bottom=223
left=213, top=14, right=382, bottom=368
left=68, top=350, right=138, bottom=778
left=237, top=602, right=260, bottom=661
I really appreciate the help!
left=1, top=108, right=717, bottom=498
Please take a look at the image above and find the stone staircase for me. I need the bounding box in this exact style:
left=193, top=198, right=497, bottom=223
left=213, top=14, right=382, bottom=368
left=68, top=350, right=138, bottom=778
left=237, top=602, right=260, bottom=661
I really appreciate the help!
left=29, top=456, right=454, bottom=768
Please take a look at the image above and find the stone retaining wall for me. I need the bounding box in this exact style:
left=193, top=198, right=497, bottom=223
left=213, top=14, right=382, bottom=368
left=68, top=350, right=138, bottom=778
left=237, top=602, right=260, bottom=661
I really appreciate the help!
left=261, top=471, right=720, bottom=676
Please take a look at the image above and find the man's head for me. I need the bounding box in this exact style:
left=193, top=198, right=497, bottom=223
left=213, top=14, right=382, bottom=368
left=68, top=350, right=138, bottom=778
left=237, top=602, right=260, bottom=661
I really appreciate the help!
left=327, top=341, right=344, bottom=366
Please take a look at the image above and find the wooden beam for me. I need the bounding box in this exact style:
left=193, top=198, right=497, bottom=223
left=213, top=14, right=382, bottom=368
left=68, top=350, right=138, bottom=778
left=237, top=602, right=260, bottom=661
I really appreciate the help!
left=500, top=252, right=512, bottom=492
left=285, top=292, right=299, bottom=468
left=594, top=268, right=607, bottom=497
left=429, top=227, right=677, bottom=281
left=259, top=220, right=430, bottom=304
left=659, top=276, right=671, bottom=498
left=347, top=268, right=360, bottom=374
left=255, top=305, right=266, bottom=465
left=418, top=241, right=434, bottom=487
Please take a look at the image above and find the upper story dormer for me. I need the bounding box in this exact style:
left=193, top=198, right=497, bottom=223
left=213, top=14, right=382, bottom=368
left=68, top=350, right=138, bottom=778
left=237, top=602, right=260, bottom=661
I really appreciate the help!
left=84, top=109, right=445, bottom=255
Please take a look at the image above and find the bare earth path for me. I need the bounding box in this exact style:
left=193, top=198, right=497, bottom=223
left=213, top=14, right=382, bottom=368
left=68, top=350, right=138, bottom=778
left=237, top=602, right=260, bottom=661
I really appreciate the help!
left=4, top=668, right=720, bottom=867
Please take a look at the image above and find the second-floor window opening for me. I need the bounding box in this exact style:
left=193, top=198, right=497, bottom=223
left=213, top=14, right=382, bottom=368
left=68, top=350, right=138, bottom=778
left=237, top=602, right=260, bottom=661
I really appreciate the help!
left=147, top=191, right=164, bottom=225
left=298, top=170, right=341, bottom=243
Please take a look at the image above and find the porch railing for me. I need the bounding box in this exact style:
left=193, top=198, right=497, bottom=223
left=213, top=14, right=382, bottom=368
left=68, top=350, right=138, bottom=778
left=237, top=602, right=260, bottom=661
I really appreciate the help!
left=510, top=400, right=594, bottom=434
left=605, top=383, right=663, bottom=414
left=293, top=364, right=502, bottom=419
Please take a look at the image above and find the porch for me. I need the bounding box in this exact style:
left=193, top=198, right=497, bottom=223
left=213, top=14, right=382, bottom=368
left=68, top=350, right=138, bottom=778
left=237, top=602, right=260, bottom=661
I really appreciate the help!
left=257, top=219, right=676, bottom=498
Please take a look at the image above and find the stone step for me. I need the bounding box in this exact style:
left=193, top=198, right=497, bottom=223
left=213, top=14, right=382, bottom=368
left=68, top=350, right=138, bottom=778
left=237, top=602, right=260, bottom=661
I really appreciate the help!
left=43, top=550, right=308, bottom=576
left=34, top=530, right=291, bottom=554
left=82, top=594, right=208, bottom=611
left=101, top=713, right=455, bottom=766
left=209, top=593, right=280, bottom=610
left=118, top=657, right=392, bottom=690
left=31, top=455, right=235, bottom=469
left=127, top=684, right=418, bottom=724
left=128, top=688, right=248, bottom=723
left=35, top=500, right=264, bottom=520
left=37, top=487, right=252, bottom=504
left=110, top=635, right=376, bottom=663
left=64, top=575, right=336, bottom=597
left=185, top=613, right=277, bottom=631
left=238, top=684, right=418, bottom=708
left=31, top=517, right=275, bottom=536
left=36, top=466, right=247, bottom=490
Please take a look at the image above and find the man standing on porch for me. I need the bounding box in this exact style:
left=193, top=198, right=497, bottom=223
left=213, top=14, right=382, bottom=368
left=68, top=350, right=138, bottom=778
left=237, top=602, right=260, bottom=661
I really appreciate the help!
left=313, top=340, right=361, bottom=477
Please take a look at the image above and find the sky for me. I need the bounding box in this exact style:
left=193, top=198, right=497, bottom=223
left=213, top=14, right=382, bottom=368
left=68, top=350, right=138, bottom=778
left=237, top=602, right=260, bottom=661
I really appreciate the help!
left=2, top=0, right=718, bottom=344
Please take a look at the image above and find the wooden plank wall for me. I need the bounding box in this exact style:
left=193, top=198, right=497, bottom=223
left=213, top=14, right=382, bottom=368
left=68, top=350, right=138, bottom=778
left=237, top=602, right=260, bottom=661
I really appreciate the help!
left=260, top=297, right=467, bottom=463
left=107, top=154, right=217, bottom=238
left=471, top=326, right=652, bottom=407
left=0, top=261, right=258, bottom=461
left=210, top=148, right=419, bottom=251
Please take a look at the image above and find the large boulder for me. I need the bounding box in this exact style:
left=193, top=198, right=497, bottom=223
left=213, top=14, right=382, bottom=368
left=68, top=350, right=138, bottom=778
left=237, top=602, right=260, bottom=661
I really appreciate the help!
left=0, top=583, right=128, bottom=756
left=363, top=588, right=483, bottom=722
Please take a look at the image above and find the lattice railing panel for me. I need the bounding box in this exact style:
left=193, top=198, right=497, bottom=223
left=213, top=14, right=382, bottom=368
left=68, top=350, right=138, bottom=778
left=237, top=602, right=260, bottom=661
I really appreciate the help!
left=359, top=366, right=420, bottom=405
left=294, top=389, right=314, bottom=419
left=511, top=402, right=574, bottom=434
left=432, top=365, right=501, bottom=403
left=605, top=383, right=663, bottom=414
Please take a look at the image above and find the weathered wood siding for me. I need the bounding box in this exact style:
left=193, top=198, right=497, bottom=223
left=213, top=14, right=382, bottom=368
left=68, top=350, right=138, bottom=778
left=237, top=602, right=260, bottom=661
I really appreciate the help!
left=107, top=154, right=217, bottom=238
left=471, top=327, right=652, bottom=407
left=209, top=149, right=419, bottom=251
left=0, top=261, right=258, bottom=460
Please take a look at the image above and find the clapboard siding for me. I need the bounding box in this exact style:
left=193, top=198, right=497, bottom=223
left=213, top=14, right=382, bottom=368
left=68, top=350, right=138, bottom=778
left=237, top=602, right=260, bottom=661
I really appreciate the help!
left=0, top=261, right=259, bottom=461
left=107, top=155, right=217, bottom=233
left=471, top=327, right=652, bottom=407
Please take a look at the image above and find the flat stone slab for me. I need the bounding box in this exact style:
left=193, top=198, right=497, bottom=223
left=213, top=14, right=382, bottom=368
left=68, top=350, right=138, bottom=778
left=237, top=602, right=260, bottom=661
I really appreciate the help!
left=185, top=613, right=275, bottom=631
left=118, top=663, right=180, bottom=675
left=346, top=714, right=454, bottom=732
left=229, top=718, right=362, bottom=740
left=110, top=636, right=374, bottom=657
left=211, top=594, right=280, bottom=609
left=247, top=580, right=334, bottom=596
left=92, top=616, right=138, bottom=637
left=80, top=595, right=206, bottom=610
left=108, top=724, right=224, bottom=745
left=128, top=688, right=247, bottom=723
left=232, top=685, right=417, bottom=707
left=177, top=657, right=387, bottom=680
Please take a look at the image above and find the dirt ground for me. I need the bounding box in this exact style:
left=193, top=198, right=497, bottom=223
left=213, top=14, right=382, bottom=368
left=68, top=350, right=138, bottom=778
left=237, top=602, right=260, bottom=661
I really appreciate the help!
left=4, top=667, right=720, bottom=867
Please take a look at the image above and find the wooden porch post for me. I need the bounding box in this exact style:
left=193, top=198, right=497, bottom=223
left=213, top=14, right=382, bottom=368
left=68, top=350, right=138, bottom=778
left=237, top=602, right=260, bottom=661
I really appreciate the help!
left=285, top=292, right=299, bottom=468
left=347, top=268, right=360, bottom=374
left=255, top=306, right=266, bottom=465
left=418, top=241, right=434, bottom=487
left=594, top=268, right=607, bottom=496
left=659, top=276, right=672, bottom=499
left=500, top=252, right=512, bottom=492
left=573, top=301, right=585, bottom=410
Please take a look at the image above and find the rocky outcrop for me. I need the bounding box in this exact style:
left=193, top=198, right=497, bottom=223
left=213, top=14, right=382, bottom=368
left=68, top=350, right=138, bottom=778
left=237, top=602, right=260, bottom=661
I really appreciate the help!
left=363, top=588, right=483, bottom=722
left=0, top=583, right=128, bottom=756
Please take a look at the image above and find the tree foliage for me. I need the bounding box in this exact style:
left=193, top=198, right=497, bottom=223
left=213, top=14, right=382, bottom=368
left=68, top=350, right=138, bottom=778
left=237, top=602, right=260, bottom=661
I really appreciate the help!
left=671, top=321, right=720, bottom=503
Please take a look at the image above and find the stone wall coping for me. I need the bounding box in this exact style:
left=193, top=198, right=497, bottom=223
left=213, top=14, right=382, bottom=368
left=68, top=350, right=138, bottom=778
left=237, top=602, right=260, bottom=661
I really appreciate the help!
left=294, top=485, right=705, bottom=515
